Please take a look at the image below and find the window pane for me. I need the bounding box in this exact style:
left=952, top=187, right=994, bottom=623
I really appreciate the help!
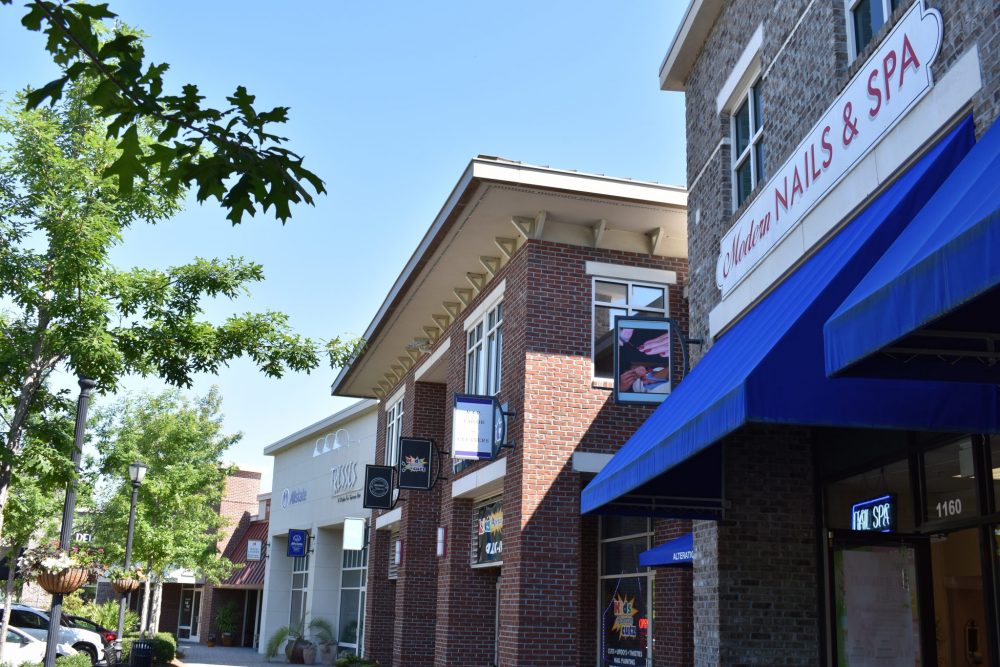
left=755, top=140, right=766, bottom=182
left=853, top=0, right=883, bottom=55
left=594, top=306, right=627, bottom=378
left=735, top=158, right=753, bottom=206
left=602, top=536, right=647, bottom=575
left=630, top=285, right=664, bottom=311
left=733, top=98, right=751, bottom=156
left=358, top=591, right=366, bottom=650
left=825, top=458, right=914, bottom=532
left=924, top=439, right=978, bottom=522
left=602, top=516, right=649, bottom=539
left=752, top=84, right=762, bottom=133
left=339, top=589, right=361, bottom=645
left=290, top=591, right=303, bottom=627
left=595, top=281, right=628, bottom=306
left=342, top=569, right=362, bottom=588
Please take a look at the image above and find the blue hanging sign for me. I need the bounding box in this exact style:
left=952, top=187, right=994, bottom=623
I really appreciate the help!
left=851, top=494, right=896, bottom=532
left=287, top=529, right=308, bottom=557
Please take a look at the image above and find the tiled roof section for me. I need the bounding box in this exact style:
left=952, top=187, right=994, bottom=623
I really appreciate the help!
left=220, top=520, right=267, bottom=588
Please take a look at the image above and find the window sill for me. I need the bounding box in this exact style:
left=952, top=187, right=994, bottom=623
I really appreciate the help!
left=591, top=378, right=614, bottom=390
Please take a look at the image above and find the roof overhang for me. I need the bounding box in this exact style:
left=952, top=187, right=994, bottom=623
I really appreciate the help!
left=659, top=0, right=725, bottom=92
left=331, top=157, right=687, bottom=399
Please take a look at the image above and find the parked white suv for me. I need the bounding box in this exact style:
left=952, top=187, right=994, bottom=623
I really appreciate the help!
left=1, top=625, right=77, bottom=666
left=9, top=604, right=101, bottom=664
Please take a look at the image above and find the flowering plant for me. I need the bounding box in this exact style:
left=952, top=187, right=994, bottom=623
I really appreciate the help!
left=105, top=563, right=146, bottom=581
left=20, top=540, right=106, bottom=579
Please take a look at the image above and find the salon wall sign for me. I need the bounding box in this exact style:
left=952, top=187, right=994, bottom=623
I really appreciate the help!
left=716, top=0, right=942, bottom=296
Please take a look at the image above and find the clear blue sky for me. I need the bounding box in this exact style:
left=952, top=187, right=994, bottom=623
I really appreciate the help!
left=0, top=2, right=688, bottom=491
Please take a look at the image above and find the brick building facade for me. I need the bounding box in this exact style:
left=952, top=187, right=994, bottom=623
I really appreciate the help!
left=586, top=0, right=1000, bottom=665
left=332, top=157, right=692, bottom=666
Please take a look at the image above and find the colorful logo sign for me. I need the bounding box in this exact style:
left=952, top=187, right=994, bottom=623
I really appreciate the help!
left=475, top=499, right=503, bottom=563
left=851, top=494, right=896, bottom=532
left=716, top=0, right=943, bottom=296
left=611, top=593, right=639, bottom=640
left=398, top=438, right=435, bottom=490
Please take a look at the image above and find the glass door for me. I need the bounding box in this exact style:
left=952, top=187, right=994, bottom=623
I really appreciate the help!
left=177, top=585, right=203, bottom=642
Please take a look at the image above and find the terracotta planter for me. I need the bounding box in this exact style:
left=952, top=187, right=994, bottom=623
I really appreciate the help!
left=301, top=643, right=317, bottom=665
left=221, top=632, right=235, bottom=647
left=111, top=578, right=142, bottom=594
left=37, top=567, right=89, bottom=595
left=319, top=643, right=336, bottom=666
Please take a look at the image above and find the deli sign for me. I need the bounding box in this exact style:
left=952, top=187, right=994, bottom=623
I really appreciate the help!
left=716, top=0, right=942, bottom=296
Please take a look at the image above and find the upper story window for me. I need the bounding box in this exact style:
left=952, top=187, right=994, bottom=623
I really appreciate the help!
left=847, top=0, right=901, bottom=59
left=593, top=279, right=668, bottom=379
left=384, top=396, right=404, bottom=468
left=732, top=79, right=765, bottom=209
left=466, top=302, right=503, bottom=396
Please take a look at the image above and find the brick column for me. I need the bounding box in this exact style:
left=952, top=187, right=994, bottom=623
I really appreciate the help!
left=363, top=525, right=395, bottom=665
left=652, top=518, right=693, bottom=667
left=693, top=426, right=819, bottom=666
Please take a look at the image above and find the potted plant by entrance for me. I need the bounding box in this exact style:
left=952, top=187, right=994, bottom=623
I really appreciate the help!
left=21, top=541, right=104, bottom=595
left=265, top=618, right=334, bottom=664
left=214, top=601, right=239, bottom=647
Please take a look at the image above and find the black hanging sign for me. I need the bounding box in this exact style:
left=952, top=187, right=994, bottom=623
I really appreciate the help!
left=363, top=464, right=394, bottom=510
left=398, top=438, right=434, bottom=490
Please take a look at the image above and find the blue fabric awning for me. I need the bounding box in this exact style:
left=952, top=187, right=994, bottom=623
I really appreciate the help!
left=582, top=116, right=1000, bottom=517
left=639, top=533, right=693, bottom=567
left=824, top=117, right=1000, bottom=381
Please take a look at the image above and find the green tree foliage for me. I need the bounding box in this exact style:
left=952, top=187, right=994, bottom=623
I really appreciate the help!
left=85, top=388, right=237, bottom=581
left=0, top=71, right=341, bottom=554
left=3, top=1, right=325, bottom=224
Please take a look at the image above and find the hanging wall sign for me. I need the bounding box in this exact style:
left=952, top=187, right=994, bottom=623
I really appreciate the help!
left=715, top=0, right=943, bottom=296
left=453, top=394, right=497, bottom=460
left=614, top=317, right=673, bottom=405
left=474, top=498, right=503, bottom=564
left=398, top=438, right=435, bottom=490
left=246, top=539, right=263, bottom=561
left=851, top=494, right=896, bottom=532
left=363, top=464, right=395, bottom=510
left=287, top=529, right=308, bottom=557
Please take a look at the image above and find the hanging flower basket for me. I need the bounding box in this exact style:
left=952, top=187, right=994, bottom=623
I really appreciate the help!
left=111, top=578, right=142, bottom=594
left=37, top=567, right=89, bottom=595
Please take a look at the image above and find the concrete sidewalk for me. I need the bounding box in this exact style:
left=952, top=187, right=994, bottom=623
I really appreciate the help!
left=176, top=643, right=281, bottom=666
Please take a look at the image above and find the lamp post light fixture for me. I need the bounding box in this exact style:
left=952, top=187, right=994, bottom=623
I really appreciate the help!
left=43, top=377, right=96, bottom=667
left=116, top=461, right=147, bottom=645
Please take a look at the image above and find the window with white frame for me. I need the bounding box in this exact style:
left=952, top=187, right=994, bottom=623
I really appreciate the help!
left=466, top=302, right=503, bottom=396
left=289, top=553, right=309, bottom=628
left=384, top=396, right=404, bottom=468
left=847, top=0, right=901, bottom=60
left=732, top=79, right=765, bottom=209
left=338, top=546, right=368, bottom=657
left=593, top=279, right=668, bottom=378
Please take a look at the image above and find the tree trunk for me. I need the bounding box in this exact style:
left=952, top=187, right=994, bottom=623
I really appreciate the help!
left=139, top=576, right=151, bottom=637
left=147, top=577, right=163, bottom=635
left=0, top=545, right=20, bottom=664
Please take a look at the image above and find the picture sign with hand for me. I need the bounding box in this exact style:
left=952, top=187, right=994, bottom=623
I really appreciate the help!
left=613, top=317, right=672, bottom=405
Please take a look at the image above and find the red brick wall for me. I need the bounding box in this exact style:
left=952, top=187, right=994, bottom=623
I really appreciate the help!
left=218, top=470, right=262, bottom=553
left=652, top=519, right=693, bottom=667
left=362, top=239, right=690, bottom=667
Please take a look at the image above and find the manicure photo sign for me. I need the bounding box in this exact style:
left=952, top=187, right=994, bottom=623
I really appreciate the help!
left=613, top=317, right=673, bottom=405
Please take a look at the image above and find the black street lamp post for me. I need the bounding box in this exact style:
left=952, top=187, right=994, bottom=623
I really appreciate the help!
left=116, top=461, right=147, bottom=644
left=43, top=377, right=97, bottom=667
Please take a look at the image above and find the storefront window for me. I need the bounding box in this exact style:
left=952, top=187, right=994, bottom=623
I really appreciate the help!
left=338, top=546, right=368, bottom=656
left=290, top=554, right=309, bottom=628
left=599, top=517, right=651, bottom=667
left=923, top=438, right=978, bottom=523
left=826, top=458, right=914, bottom=532
left=929, top=528, right=991, bottom=665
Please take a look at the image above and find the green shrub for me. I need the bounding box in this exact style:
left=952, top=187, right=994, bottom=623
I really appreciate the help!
left=18, top=653, right=92, bottom=667
left=335, top=655, right=380, bottom=667
left=121, top=632, right=177, bottom=663
left=77, top=600, right=139, bottom=635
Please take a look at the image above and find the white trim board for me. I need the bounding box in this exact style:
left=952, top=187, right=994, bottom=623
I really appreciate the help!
left=463, top=279, right=506, bottom=332
left=414, top=337, right=451, bottom=382
left=716, top=24, right=763, bottom=114
left=375, top=507, right=401, bottom=530
left=452, top=457, right=506, bottom=500
left=585, top=261, right=677, bottom=285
